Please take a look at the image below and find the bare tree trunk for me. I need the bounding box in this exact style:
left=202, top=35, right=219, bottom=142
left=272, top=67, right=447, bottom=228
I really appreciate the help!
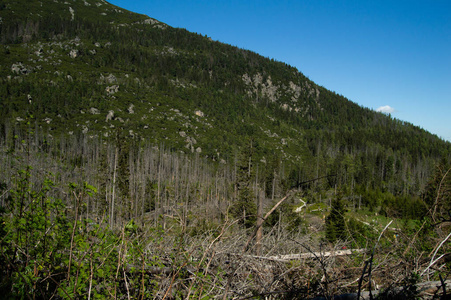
left=156, top=151, right=162, bottom=228
left=256, top=190, right=263, bottom=256
left=111, top=147, right=118, bottom=227
left=272, top=170, right=275, bottom=201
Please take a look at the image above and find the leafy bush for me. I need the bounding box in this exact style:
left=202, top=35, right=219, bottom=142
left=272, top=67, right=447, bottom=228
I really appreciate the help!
left=0, top=168, right=162, bottom=299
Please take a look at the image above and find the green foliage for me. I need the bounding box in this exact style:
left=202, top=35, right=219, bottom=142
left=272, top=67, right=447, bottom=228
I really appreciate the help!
left=265, top=201, right=305, bottom=233
left=0, top=168, right=163, bottom=299
left=325, top=192, right=346, bottom=243
left=230, top=184, right=257, bottom=228
left=230, top=141, right=257, bottom=228
left=0, top=167, right=238, bottom=299
left=346, top=217, right=375, bottom=248
left=1, top=0, right=449, bottom=196
left=0, top=167, right=70, bottom=298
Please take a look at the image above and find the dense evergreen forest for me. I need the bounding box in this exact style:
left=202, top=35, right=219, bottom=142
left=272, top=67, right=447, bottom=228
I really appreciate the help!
left=1, top=0, right=450, bottom=298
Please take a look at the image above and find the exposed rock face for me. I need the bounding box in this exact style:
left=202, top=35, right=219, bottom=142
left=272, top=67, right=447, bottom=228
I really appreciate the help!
left=195, top=110, right=204, bottom=117
left=289, top=81, right=302, bottom=102
left=69, top=49, right=79, bottom=58
left=261, top=76, right=279, bottom=102
left=242, top=73, right=279, bottom=103
left=90, top=108, right=100, bottom=115
left=185, top=136, right=198, bottom=153
left=128, top=104, right=134, bottom=114
left=242, top=72, right=321, bottom=117
left=100, top=73, right=117, bottom=84
left=106, top=110, right=114, bottom=122
left=143, top=18, right=158, bottom=25
left=105, top=85, right=119, bottom=95
left=303, top=81, right=320, bottom=101
left=35, top=48, right=44, bottom=57
left=186, top=136, right=197, bottom=145
left=162, top=46, right=177, bottom=55
left=141, top=18, right=167, bottom=29
left=11, top=63, right=32, bottom=75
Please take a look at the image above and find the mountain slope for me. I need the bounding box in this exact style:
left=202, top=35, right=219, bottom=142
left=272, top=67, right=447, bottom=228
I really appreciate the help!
left=1, top=3, right=451, bottom=298
left=1, top=0, right=450, bottom=197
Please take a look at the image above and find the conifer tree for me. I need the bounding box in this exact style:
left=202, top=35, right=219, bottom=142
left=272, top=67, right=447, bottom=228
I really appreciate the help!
left=326, top=191, right=346, bottom=242
left=230, top=139, right=257, bottom=228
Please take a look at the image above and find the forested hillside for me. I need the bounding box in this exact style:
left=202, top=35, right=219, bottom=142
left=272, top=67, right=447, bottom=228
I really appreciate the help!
left=1, top=0, right=450, bottom=298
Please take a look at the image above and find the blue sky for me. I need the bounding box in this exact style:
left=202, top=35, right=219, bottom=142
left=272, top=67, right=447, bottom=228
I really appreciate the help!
left=108, top=0, right=451, bottom=142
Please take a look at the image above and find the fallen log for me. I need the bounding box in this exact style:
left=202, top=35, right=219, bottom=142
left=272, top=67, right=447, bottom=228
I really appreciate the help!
left=234, top=249, right=366, bottom=262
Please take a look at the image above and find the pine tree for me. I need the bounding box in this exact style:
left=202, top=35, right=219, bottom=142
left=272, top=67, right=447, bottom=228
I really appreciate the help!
left=230, top=139, right=257, bottom=228
left=326, top=191, right=346, bottom=242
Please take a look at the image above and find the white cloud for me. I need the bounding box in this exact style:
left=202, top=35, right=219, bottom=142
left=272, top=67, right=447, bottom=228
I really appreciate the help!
left=376, top=105, right=395, bottom=114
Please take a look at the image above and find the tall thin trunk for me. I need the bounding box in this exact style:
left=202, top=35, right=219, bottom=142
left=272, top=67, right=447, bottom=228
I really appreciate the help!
left=256, top=190, right=263, bottom=256
left=111, top=147, right=118, bottom=227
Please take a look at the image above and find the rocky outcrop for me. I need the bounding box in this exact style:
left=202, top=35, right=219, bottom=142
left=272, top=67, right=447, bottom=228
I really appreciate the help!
left=69, top=49, right=79, bottom=58
left=141, top=18, right=167, bottom=29
left=106, top=110, right=114, bottom=122
left=100, top=73, right=117, bottom=84
left=195, top=110, right=204, bottom=117
left=90, top=108, right=100, bottom=115
left=128, top=104, right=135, bottom=114
left=105, top=85, right=119, bottom=95
left=11, top=63, right=32, bottom=75
left=242, top=73, right=279, bottom=103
